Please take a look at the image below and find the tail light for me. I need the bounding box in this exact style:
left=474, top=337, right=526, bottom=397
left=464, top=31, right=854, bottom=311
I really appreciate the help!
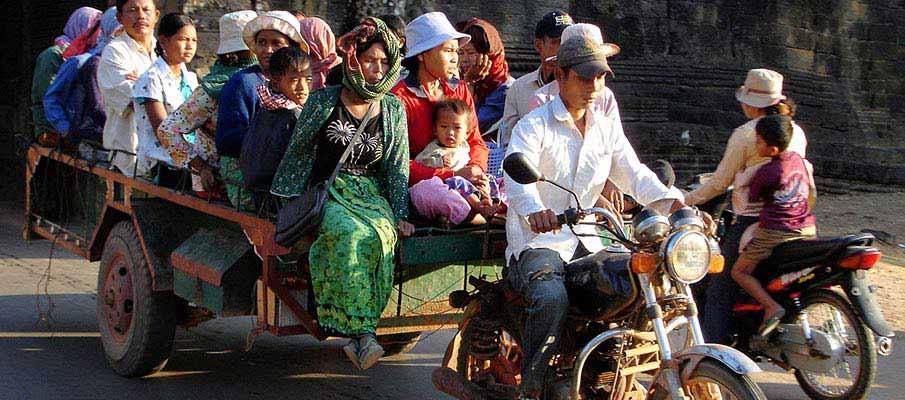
left=838, top=249, right=882, bottom=270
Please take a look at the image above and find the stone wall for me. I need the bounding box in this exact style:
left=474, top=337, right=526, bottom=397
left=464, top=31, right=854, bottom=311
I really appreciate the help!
left=6, top=0, right=904, bottom=199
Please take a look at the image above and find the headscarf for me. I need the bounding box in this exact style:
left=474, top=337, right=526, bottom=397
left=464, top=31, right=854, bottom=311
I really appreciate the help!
left=200, top=56, right=259, bottom=100
left=55, top=7, right=102, bottom=48
left=298, top=17, right=343, bottom=91
left=337, top=17, right=401, bottom=102
left=63, top=7, right=119, bottom=58
left=455, top=18, right=510, bottom=103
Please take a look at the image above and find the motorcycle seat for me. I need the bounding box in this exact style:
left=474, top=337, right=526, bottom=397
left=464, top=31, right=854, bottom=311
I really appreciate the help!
left=761, top=233, right=875, bottom=273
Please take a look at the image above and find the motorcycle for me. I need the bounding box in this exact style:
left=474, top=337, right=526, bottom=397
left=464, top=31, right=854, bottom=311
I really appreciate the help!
left=433, top=153, right=766, bottom=400
left=690, top=173, right=895, bottom=400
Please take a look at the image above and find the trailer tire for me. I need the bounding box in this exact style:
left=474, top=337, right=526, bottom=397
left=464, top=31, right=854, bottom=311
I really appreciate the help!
left=97, top=221, right=178, bottom=377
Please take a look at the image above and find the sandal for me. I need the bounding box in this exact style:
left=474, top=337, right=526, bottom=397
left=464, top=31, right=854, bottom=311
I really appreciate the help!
left=758, top=308, right=786, bottom=337
left=343, top=339, right=362, bottom=370
left=356, top=334, right=385, bottom=370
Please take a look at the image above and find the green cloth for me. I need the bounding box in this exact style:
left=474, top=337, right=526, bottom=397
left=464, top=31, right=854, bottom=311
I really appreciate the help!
left=220, top=156, right=253, bottom=211
left=309, top=173, right=397, bottom=335
left=340, top=18, right=402, bottom=103
left=31, top=45, right=66, bottom=135
left=200, top=57, right=258, bottom=100
left=272, top=85, right=410, bottom=336
left=270, top=85, right=409, bottom=221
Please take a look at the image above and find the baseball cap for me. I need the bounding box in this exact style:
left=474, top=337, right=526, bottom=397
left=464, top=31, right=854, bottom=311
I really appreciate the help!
left=557, top=35, right=613, bottom=78
left=534, top=11, right=573, bottom=39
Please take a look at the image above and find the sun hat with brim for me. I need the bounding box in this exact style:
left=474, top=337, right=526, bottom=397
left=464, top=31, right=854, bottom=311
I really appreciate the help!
left=218, top=10, right=258, bottom=55
left=736, top=68, right=786, bottom=108
left=404, top=12, right=470, bottom=59
left=546, top=23, right=620, bottom=63
left=242, top=11, right=309, bottom=54
left=556, top=35, right=614, bottom=78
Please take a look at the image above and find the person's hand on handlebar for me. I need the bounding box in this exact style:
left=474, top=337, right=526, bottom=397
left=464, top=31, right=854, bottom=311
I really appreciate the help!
left=527, top=209, right=561, bottom=234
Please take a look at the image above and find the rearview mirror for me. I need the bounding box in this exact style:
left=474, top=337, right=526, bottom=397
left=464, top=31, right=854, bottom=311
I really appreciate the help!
left=504, top=152, right=543, bottom=184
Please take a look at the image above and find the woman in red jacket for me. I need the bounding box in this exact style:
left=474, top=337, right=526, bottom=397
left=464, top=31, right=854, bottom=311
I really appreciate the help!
left=390, top=12, right=489, bottom=187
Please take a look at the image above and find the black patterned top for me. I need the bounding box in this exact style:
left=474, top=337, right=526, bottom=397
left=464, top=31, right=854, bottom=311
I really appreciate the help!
left=310, top=104, right=384, bottom=185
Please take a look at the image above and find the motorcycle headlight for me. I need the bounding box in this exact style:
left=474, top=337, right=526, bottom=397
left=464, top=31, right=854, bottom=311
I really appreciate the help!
left=663, top=230, right=711, bottom=284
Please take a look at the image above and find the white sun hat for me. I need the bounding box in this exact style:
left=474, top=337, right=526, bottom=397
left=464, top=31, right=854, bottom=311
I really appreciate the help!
left=242, top=11, right=309, bottom=54
left=217, top=10, right=258, bottom=55
left=404, top=12, right=470, bottom=59
left=736, top=68, right=787, bottom=108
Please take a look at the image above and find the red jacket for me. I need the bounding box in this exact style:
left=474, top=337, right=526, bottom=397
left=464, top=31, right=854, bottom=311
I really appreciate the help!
left=390, top=74, right=488, bottom=186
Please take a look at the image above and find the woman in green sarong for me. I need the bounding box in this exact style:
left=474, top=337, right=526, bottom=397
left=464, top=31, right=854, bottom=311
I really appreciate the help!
left=270, top=17, right=414, bottom=370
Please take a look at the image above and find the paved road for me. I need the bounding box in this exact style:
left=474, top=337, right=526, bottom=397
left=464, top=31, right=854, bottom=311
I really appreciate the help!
left=0, top=202, right=902, bottom=399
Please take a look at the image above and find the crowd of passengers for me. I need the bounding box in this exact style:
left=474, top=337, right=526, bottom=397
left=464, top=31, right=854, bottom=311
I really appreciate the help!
left=32, top=1, right=817, bottom=392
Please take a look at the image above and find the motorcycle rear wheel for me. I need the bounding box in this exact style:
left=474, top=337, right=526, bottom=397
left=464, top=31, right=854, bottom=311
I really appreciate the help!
left=456, top=320, right=522, bottom=399
left=793, top=289, right=877, bottom=400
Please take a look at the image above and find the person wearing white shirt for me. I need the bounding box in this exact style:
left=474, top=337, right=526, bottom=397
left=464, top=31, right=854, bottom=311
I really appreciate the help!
left=503, top=36, right=699, bottom=398
left=97, top=0, right=159, bottom=175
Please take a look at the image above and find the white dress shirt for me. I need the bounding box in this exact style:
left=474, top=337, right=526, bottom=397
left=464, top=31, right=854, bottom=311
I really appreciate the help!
left=504, top=93, right=683, bottom=262
left=98, top=33, right=157, bottom=175
left=132, top=57, right=198, bottom=173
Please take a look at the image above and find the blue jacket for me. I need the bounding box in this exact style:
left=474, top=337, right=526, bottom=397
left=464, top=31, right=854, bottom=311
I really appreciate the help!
left=476, top=80, right=512, bottom=134
left=43, top=49, right=106, bottom=142
left=215, top=64, right=265, bottom=158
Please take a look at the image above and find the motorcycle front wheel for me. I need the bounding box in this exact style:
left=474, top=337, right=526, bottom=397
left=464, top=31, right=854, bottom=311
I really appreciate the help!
left=793, top=289, right=877, bottom=400
left=649, top=359, right=766, bottom=400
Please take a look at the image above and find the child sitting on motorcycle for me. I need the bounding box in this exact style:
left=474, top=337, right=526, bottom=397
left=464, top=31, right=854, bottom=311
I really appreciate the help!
left=410, top=99, right=502, bottom=226
left=730, top=114, right=816, bottom=336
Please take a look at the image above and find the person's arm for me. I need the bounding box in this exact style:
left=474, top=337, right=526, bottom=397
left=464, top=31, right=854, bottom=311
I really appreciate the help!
left=143, top=101, right=167, bottom=130
left=378, top=97, right=411, bottom=221
left=503, top=118, right=546, bottom=218
left=747, top=163, right=774, bottom=203
left=500, top=79, right=522, bottom=146
left=215, top=75, right=255, bottom=158
left=685, top=127, right=748, bottom=205
left=97, top=45, right=141, bottom=118
left=157, top=88, right=217, bottom=168
left=43, top=57, right=81, bottom=135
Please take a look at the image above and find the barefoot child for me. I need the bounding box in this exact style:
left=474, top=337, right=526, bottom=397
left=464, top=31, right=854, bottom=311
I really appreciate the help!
left=411, top=99, right=499, bottom=225
left=731, top=114, right=816, bottom=336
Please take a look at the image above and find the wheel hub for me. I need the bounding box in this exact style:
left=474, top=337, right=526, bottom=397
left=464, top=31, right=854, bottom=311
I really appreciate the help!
left=101, top=257, right=134, bottom=342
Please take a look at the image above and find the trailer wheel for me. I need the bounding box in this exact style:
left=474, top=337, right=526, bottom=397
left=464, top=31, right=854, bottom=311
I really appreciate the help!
left=378, top=332, right=422, bottom=356
left=97, top=221, right=178, bottom=377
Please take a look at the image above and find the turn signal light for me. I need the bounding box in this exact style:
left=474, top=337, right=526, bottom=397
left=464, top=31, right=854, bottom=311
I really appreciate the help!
left=838, top=250, right=882, bottom=270
left=709, top=254, right=725, bottom=274
left=631, top=253, right=657, bottom=274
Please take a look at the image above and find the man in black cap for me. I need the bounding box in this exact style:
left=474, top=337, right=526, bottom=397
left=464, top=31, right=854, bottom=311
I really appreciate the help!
left=504, top=36, right=699, bottom=398
left=499, top=10, right=573, bottom=146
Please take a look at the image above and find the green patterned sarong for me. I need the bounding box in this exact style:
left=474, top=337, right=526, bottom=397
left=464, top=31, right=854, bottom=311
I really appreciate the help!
left=309, top=173, right=397, bottom=336
left=220, top=156, right=253, bottom=211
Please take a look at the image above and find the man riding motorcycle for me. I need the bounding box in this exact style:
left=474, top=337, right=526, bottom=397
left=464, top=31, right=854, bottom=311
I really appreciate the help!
left=504, top=35, right=712, bottom=398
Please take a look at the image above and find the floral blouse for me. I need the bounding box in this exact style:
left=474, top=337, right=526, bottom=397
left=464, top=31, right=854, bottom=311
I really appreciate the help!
left=156, top=87, right=220, bottom=169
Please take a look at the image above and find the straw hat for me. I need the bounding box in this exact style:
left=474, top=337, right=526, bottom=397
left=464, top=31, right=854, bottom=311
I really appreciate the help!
left=217, top=10, right=258, bottom=55
left=242, top=11, right=309, bottom=54
left=404, top=12, right=470, bottom=59
left=736, top=69, right=786, bottom=108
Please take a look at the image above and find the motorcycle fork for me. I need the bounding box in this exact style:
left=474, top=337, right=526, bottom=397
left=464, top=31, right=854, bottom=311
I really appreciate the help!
left=638, top=273, right=687, bottom=399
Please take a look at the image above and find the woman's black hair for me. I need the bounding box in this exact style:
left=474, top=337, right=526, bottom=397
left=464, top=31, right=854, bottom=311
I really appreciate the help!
left=401, top=57, right=419, bottom=76
left=755, top=115, right=793, bottom=151
left=269, top=47, right=311, bottom=79
left=155, top=12, right=194, bottom=57
left=763, top=96, right=797, bottom=118
left=379, top=14, right=406, bottom=53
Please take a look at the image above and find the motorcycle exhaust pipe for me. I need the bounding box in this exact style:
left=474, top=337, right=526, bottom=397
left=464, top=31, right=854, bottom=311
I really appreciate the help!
left=877, top=336, right=893, bottom=356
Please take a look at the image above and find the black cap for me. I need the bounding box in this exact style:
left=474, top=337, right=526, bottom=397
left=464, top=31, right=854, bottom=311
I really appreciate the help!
left=535, top=11, right=573, bottom=39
